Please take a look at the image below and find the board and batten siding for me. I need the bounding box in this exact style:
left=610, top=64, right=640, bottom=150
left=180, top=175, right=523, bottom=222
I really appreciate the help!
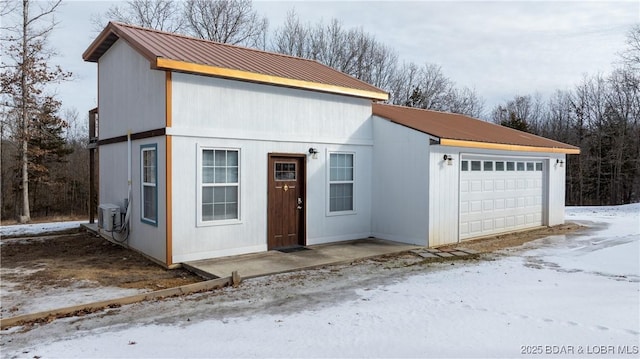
left=427, top=146, right=460, bottom=247
left=169, top=73, right=374, bottom=262
left=169, top=73, right=373, bottom=145
left=97, top=39, right=168, bottom=263
left=547, top=154, right=567, bottom=226
left=371, top=116, right=431, bottom=246
left=98, top=39, right=166, bottom=139
left=98, top=139, right=167, bottom=263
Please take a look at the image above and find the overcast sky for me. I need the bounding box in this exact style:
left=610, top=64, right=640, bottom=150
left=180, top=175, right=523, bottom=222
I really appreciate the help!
left=27, top=1, right=640, bottom=122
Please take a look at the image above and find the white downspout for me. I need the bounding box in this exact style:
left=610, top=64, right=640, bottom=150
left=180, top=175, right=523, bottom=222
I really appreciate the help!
left=124, top=130, right=132, bottom=229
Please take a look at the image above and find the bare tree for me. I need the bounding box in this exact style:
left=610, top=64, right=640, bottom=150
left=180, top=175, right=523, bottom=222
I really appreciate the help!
left=445, top=86, right=485, bottom=119
left=183, top=0, right=268, bottom=48
left=490, top=95, right=543, bottom=132
left=271, top=9, right=308, bottom=57
left=271, top=14, right=400, bottom=91
left=619, top=24, right=640, bottom=70
left=91, top=0, right=185, bottom=33
left=0, top=0, right=71, bottom=222
left=389, top=62, right=484, bottom=116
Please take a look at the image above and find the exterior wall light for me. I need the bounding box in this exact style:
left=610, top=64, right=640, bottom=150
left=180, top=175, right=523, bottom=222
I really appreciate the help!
left=308, top=147, right=319, bottom=159
left=443, top=154, right=453, bottom=166
left=556, top=159, right=564, bottom=167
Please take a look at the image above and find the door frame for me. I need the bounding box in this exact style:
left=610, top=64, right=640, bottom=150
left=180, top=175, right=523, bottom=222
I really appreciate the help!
left=267, top=153, right=307, bottom=249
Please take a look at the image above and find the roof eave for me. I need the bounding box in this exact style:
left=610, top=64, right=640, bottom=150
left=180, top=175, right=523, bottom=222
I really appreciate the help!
left=440, top=138, right=581, bottom=154
left=82, top=23, right=118, bottom=62
left=156, top=58, right=389, bottom=101
left=83, top=22, right=162, bottom=64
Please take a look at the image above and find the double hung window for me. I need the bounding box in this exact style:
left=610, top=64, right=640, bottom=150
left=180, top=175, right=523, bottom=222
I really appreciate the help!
left=329, top=152, right=354, bottom=213
left=200, top=148, right=239, bottom=223
left=141, top=145, right=157, bottom=225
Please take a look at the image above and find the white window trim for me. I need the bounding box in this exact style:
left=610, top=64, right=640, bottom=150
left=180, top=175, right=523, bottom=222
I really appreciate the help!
left=326, top=150, right=357, bottom=216
left=196, top=145, right=242, bottom=227
left=141, top=145, right=157, bottom=226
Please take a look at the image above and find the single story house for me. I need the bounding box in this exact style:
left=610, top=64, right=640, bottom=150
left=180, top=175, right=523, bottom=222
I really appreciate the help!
left=83, top=22, right=580, bottom=267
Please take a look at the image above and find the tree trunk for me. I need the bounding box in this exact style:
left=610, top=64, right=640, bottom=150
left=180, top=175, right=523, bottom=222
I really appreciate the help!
left=19, top=0, right=30, bottom=223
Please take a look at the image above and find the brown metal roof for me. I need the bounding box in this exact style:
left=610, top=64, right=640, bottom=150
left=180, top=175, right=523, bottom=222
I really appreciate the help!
left=83, top=22, right=388, bottom=100
left=373, top=103, right=580, bottom=154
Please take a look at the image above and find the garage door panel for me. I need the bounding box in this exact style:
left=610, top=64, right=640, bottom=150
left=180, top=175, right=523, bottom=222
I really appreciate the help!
left=460, top=157, right=545, bottom=240
left=460, top=201, right=469, bottom=214
left=460, top=180, right=469, bottom=192
left=483, top=180, right=493, bottom=191
left=470, top=180, right=482, bottom=192
left=483, top=219, right=493, bottom=231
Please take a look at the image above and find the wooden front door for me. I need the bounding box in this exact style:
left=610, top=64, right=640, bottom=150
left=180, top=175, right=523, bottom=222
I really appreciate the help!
left=267, top=154, right=305, bottom=249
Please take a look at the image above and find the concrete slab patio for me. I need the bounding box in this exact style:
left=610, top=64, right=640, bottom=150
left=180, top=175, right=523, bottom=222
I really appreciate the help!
left=183, top=238, right=421, bottom=279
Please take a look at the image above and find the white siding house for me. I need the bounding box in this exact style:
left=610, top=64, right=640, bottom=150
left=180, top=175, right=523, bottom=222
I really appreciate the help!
left=84, top=22, right=579, bottom=267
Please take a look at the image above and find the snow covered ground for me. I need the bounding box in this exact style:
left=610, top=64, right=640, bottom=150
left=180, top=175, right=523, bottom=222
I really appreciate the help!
left=1, top=205, right=638, bottom=358
left=0, top=220, right=85, bottom=238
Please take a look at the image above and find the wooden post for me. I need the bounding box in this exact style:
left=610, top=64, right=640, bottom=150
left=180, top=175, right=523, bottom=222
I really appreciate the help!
left=232, top=270, right=241, bottom=287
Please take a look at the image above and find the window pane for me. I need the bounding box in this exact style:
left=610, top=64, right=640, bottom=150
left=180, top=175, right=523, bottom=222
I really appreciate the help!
left=506, top=162, right=515, bottom=171
left=495, top=162, right=504, bottom=171
left=143, top=185, right=156, bottom=221
left=461, top=161, right=468, bottom=171
left=484, top=161, right=493, bottom=171
left=535, top=162, right=543, bottom=171
left=275, top=162, right=296, bottom=181
left=202, top=204, right=214, bottom=221
left=517, top=162, right=525, bottom=171
left=203, top=150, right=214, bottom=166
left=345, top=167, right=353, bottom=181
left=225, top=203, right=238, bottom=219
left=213, top=204, right=226, bottom=220
left=228, top=167, right=239, bottom=183
left=329, top=167, right=337, bottom=181
left=471, top=161, right=481, bottom=171
left=227, top=151, right=238, bottom=166
left=203, top=167, right=214, bottom=183
left=214, top=150, right=226, bottom=166
left=214, top=168, right=226, bottom=183
left=213, top=187, right=225, bottom=203
left=526, top=162, right=534, bottom=171
left=330, top=183, right=353, bottom=211
left=225, top=186, right=238, bottom=203
left=203, top=187, right=214, bottom=203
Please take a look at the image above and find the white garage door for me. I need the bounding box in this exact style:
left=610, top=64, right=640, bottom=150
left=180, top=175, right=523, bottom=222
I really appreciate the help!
left=459, top=157, right=545, bottom=240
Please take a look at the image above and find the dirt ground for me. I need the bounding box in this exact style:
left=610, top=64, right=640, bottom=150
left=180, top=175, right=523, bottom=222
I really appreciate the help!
left=439, top=223, right=583, bottom=253
left=1, top=223, right=583, bottom=291
left=1, top=232, right=201, bottom=292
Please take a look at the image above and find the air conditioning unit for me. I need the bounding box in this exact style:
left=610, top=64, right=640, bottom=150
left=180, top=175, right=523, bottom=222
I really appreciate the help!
left=98, top=204, right=121, bottom=231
